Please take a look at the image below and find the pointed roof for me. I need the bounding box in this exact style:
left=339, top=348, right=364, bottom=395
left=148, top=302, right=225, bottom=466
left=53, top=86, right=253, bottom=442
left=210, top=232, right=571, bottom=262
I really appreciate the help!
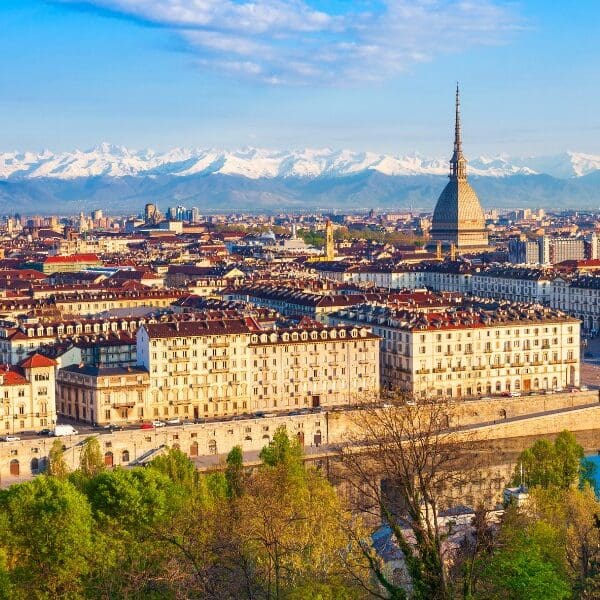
left=449, top=83, right=467, bottom=181
left=430, top=86, right=488, bottom=249
left=19, top=352, right=57, bottom=369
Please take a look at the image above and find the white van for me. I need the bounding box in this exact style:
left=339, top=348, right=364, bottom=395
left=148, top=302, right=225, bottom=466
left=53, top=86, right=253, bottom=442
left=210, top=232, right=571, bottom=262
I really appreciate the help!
left=52, top=424, right=79, bottom=436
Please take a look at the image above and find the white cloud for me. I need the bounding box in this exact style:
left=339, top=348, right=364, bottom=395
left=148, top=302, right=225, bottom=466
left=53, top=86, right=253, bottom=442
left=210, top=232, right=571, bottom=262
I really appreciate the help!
left=57, top=0, right=524, bottom=85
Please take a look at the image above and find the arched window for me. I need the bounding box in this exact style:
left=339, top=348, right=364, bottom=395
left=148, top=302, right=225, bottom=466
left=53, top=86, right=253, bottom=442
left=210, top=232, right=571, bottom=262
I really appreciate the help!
left=208, top=440, right=217, bottom=455
left=121, top=450, right=130, bottom=463
left=495, top=381, right=501, bottom=392
left=30, top=457, right=39, bottom=473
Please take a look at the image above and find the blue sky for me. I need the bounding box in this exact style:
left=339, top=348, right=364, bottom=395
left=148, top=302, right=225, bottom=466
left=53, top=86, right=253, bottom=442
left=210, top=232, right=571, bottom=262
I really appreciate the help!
left=0, top=0, right=599, bottom=156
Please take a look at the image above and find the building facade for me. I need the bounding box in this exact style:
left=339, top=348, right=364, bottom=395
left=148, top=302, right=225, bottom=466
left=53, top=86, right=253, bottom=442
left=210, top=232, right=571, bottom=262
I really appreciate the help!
left=0, top=354, right=57, bottom=435
left=136, top=320, right=380, bottom=421
left=55, top=319, right=380, bottom=425
left=330, top=302, right=580, bottom=399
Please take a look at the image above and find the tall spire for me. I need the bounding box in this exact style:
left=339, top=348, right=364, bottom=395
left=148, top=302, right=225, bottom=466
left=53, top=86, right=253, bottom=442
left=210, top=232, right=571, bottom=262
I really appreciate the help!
left=450, top=83, right=467, bottom=181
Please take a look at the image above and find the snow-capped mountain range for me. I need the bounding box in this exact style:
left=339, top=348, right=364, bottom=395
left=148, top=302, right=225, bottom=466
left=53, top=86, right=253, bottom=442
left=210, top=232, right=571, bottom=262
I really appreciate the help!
left=1, top=144, right=600, bottom=181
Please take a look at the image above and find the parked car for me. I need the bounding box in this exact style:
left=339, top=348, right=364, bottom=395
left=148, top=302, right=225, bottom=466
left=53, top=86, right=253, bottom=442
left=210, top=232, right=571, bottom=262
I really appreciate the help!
left=165, top=417, right=181, bottom=425
left=151, top=420, right=166, bottom=428
left=509, top=392, right=521, bottom=397
left=38, top=428, right=52, bottom=436
left=140, top=422, right=154, bottom=429
left=1, top=435, right=20, bottom=442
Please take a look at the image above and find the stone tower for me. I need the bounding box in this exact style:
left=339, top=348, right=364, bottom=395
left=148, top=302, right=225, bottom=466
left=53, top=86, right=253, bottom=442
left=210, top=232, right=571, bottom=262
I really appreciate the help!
left=325, top=219, right=335, bottom=260
left=430, top=85, right=488, bottom=252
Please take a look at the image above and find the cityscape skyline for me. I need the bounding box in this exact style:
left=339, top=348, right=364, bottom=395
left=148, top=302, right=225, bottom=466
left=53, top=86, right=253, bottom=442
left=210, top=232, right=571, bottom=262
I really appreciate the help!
left=1, top=1, right=599, bottom=156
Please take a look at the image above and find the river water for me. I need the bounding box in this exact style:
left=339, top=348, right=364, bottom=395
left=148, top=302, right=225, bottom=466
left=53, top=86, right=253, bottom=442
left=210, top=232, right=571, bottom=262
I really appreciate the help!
left=586, top=454, right=600, bottom=495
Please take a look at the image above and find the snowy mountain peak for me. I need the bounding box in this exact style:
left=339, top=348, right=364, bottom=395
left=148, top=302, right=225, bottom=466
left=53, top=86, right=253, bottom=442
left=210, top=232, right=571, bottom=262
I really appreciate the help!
left=1, top=146, right=599, bottom=181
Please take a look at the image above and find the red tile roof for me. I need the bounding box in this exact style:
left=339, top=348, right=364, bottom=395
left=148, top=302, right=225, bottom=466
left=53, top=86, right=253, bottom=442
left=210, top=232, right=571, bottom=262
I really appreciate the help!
left=44, top=254, right=100, bottom=264
left=19, top=353, right=57, bottom=368
left=0, top=366, right=28, bottom=385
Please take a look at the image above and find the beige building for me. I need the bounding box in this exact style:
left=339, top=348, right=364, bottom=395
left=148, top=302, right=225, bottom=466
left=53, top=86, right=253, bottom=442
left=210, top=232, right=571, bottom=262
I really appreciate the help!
left=57, top=366, right=149, bottom=424
left=330, top=302, right=580, bottom=399
left=136, top=319, right=380, bottom=422
left=0, top=353, right=57, bottom=435
left=55, top=319, right=379, bottom=425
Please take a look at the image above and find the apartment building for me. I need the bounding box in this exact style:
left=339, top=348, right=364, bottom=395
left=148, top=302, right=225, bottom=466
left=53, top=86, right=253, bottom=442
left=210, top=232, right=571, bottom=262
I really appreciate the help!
left=136, top=319, right=379, bottom=422
left=56, top=366, right=149, bottom=424
left=330, top=301, right=580, bottom=399
left=54, top=318, right=380, bottom=426
left=552, top=276, right=600, bottom=334
left=0, top=353, right=57, bottom=434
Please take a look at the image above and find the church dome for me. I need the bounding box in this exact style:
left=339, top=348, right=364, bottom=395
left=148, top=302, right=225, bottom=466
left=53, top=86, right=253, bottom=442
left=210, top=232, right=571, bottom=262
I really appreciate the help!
left=429, top=85, right=488, bottom=251
left=432, top=179, right=485, bottom=231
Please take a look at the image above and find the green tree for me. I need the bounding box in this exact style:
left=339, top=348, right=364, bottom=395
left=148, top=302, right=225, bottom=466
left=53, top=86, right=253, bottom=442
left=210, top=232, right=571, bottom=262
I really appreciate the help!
left=0, top=476, right=94, bottom=598
left=83, top=467, right=187, bottom=597
left=513, top=430, right=593, bottom=489
left=239, top=457, right=365, bottom=598
left=47, top=438, right=69, bottom=478
left=260, top=426, right=303, bottom=470
left=225, top=445, right=245, bottom=498
left=79, top=436, right=106, bottom=478
left=478, top=531, right=571, bottom=600
left=150, top=447, right=198, bottom=491
left=479, top=545, right=571, bottom=600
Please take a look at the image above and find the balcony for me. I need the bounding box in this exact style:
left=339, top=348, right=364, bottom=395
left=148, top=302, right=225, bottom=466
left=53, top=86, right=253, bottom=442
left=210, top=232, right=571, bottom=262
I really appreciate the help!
left=112, top=401, right=135, bottom=408
left=491, top=364, right=505, bottom=369
left=433, top=368, right=445, bottom=373
left=209, top=341, right=229, bottom=348
left=416, top=369, right=430, bottom=375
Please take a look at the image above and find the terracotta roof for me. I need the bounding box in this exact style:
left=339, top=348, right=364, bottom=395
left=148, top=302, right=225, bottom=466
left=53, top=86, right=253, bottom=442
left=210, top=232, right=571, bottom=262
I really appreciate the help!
left=0, top=366, right=28, bottom=386
left=44, top=253, right=100, bottom=264
left=19, top=352, right=57, bottom=368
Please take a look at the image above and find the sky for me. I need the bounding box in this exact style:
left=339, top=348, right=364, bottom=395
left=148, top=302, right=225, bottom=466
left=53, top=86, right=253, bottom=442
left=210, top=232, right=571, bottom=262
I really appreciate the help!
left=0, top=0, right=599, bottom=157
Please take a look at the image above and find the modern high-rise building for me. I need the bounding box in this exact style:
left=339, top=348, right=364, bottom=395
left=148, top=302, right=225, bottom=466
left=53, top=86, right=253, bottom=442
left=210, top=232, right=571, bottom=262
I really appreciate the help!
left=430, top=86, right=489, bottom=252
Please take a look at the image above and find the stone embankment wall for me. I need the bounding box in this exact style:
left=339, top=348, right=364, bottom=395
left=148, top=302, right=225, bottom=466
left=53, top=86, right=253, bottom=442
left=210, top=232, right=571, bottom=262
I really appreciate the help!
left=1, top=391, right=598, bottom=484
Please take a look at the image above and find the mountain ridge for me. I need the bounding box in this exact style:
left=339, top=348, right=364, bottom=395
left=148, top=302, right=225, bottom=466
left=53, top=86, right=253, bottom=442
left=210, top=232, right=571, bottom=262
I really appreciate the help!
left=1, top=146, right=600, bottom=213
left=2, top=145, right=600, bottom=181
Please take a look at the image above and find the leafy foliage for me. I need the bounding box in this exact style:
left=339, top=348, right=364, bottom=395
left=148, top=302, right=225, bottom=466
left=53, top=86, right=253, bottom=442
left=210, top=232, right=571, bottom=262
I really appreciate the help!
left=513, top=430, right=594, bottom=489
